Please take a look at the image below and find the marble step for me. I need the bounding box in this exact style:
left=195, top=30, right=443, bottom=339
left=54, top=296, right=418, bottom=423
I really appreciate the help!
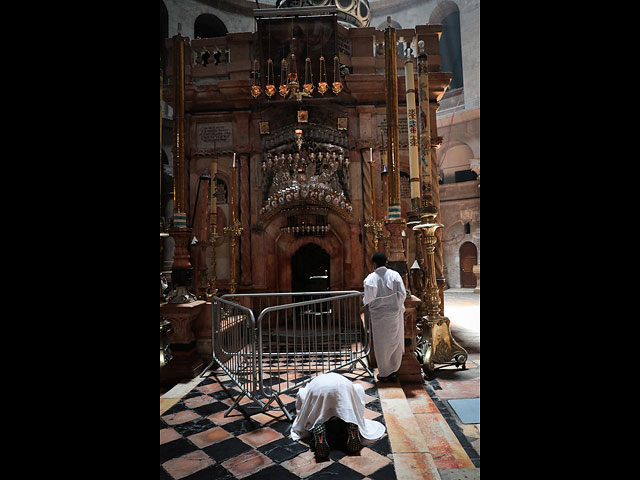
left=377, top=379, right=476, bottom=479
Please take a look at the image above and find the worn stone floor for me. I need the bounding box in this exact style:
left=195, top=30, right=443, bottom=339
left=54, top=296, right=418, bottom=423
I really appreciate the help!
left=160, top=289, right=479, bottom=479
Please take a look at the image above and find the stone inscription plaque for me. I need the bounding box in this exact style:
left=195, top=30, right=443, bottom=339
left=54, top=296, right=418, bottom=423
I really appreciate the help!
left=196, top=122, right=232, bottom=150
left=377, top=115, right=408, bottom=136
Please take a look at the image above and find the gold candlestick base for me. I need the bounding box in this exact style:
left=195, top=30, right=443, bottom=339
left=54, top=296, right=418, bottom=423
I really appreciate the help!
left=413, top=206, right=467, bottom=378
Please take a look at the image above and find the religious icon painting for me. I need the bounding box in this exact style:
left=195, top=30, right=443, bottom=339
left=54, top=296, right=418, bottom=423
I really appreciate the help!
left=297, top=110, right=309, bottom=123
left=259, top=121, right=270, bottom=135
left=337, top=117, right=348, bottom=130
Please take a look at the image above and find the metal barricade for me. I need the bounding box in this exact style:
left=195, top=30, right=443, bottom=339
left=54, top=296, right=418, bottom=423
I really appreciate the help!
left=200, top=291, right=370, bottom=421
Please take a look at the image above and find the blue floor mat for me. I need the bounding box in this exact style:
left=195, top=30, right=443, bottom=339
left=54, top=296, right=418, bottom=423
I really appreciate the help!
left=446, top=398, right=480, bottom=424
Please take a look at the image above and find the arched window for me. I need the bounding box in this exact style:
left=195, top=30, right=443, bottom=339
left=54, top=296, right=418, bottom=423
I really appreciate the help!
left=430, top=1, right=463, bottom=90
left=194, top=14, right=228, bottom=39
left=439, top=143, right=475, bottom=184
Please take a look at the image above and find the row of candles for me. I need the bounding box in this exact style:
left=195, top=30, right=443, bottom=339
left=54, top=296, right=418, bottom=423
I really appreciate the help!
left=251, top=54, right=343, bottom=99
left=280, top=224, right=331, bottom=234
left=262, top=149, right=349, bottom=173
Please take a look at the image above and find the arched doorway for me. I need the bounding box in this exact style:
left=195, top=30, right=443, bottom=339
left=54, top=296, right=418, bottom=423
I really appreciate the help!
left=292, top=243, right=330, bottom=292
left=459, top=242, right=477, bottom=288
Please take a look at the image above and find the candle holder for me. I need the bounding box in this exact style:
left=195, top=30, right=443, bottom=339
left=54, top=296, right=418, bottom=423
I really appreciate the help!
left=265, top=59, right=276, bottom=98
left=412, top=204, right=468, bottom=378
left=223, top=219, right=243, bottom=295
left=364, top=148, right=384, bottom=249
left=251, top=59, right=261, bottom=99
left=317, top=55, right=328, bottom=95
left=223, top=154, right=243, bottom=296
left=303, top=56, right=314, bottom=95
left=279, top=58, right=289, bottom=98
left=364, top=218, right=384, bottom=250
left=332, top=55, right=343, bottom=95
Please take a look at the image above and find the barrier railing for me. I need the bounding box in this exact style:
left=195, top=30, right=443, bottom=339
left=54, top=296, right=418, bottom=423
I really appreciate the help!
left=200, top=291, right=370, bottom=421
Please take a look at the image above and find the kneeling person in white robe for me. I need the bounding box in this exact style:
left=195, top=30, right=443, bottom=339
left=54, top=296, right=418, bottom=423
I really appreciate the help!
left=291, top=373, right=386, bottom=458
left=363, top=251, right=406, bottom=381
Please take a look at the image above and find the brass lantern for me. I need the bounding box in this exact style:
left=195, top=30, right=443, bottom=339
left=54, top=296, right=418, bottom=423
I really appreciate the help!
left=265, top=59, right=276, bottom=98
left=332, top=55, right=343, bottom=94
left=318, top=55, right=328, bottom=95
left=251, top=59, right=261, bottom=99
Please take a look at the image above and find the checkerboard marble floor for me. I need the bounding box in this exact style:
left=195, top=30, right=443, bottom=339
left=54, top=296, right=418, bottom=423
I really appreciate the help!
left=160, top=367, right=395, bottom=480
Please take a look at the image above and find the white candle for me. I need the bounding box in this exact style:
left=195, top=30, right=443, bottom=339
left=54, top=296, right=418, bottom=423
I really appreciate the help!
left=233, top=152, right=236, bottom=168
left=370, top=147, right=373, bottom=162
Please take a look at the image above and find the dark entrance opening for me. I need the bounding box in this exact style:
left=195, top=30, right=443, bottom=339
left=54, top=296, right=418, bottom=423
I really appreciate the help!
left=292, top=243, right=330, bottom=293
left=459, top=241, right=477, bottom=288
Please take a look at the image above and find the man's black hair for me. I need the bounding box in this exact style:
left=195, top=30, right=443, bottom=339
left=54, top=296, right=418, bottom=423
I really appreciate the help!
left=372, top=252, right=387, bottom=268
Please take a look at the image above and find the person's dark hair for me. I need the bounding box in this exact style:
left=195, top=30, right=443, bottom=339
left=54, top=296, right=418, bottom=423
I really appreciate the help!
left=372, top=252, right=387, bottom=268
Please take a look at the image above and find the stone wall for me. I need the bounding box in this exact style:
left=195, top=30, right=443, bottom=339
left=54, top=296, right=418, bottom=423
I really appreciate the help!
left=439, top=179, right=480, bottom=288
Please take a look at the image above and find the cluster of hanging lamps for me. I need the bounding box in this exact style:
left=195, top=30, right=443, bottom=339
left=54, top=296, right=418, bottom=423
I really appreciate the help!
left=251, top=17, right=343, bottom=100
left=251, top=54, right=342, bottom=99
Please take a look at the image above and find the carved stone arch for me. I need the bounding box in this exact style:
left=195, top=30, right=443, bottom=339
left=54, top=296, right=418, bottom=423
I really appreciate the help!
left=439, top=142, right=474, bottom=184
left=428, top=0, right=460, bottom=25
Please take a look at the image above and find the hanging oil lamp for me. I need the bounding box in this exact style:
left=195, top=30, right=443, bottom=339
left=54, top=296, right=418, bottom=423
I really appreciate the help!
left=332, top=55, right=343, bottom=95
left=265, top=59, right=276, bottom=98
left=303, top=56, right=314, bottom=95
left=318, top=55, right=328, bottom=95
left=287, top=52, right=299, bottom=96
left=251, top=58, right=261, bottom=99
left=279, top=57, right=289, bottom=98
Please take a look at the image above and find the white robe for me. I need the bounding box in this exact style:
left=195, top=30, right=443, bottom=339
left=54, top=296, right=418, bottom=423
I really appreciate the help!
left=290, top=373, right=386, bottom=442
left=363, top=266, right=406, bottom=378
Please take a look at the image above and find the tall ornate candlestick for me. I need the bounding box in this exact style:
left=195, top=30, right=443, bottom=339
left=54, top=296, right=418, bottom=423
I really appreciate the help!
left=363, top=147, right=384, bottom=250
left=223, top=153, right=243, bottom=295
left=416, top=40, right=432, bottom=205
left=384, top=23, right=408, bottom=282
left=167, top=30, right=195, bottom=304
left=405, top=42, right=421, bottom=211
left=208, top=153, right=220, bottom=297
left=385, top=24, right=401, bottom=224
left=408, top=40, right=432, bottom=312
left=413, top=207, right=467, bottom=377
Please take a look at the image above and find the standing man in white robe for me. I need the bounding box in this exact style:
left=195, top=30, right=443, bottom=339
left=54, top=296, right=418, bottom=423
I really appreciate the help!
left=363, top=252, right=406, bottom=381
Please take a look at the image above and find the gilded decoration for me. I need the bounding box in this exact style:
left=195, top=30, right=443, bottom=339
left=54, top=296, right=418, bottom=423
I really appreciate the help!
left=275, top=0, right=371, bottom=29
left=259, top=123, right=352, bottom=222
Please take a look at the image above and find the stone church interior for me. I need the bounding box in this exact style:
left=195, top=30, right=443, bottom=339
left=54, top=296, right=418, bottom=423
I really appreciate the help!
left=160, top=1, right=480, bottom=479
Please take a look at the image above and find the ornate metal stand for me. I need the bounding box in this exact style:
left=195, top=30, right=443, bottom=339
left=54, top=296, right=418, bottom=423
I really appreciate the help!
left=224, top=219, right=243, bottom=295
left=413, top=204, right=468, bottom=378
left=364, top=148, right=384, bottom=250
left=223, top=155, right=243, bottom=295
